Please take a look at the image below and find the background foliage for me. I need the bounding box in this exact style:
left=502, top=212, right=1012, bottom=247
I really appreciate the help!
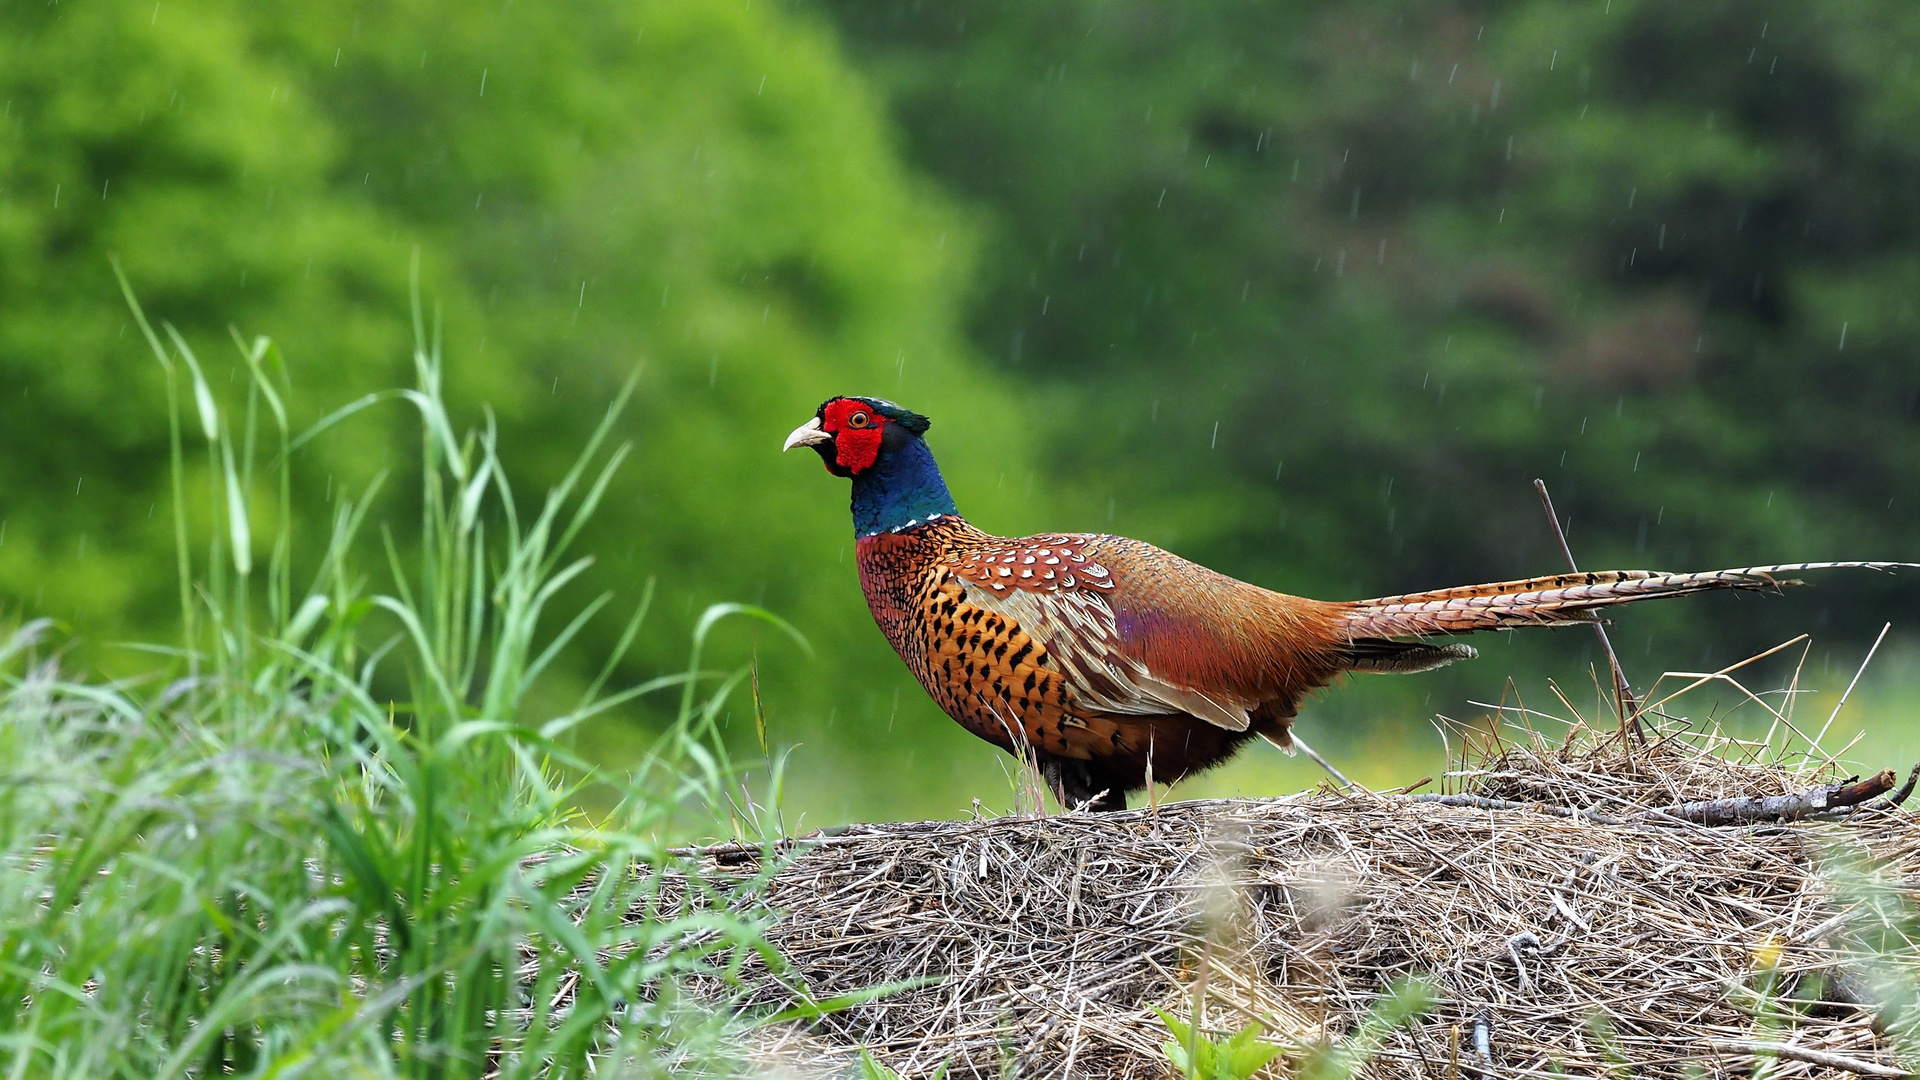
left=3, top=0, right=1919, bottom=822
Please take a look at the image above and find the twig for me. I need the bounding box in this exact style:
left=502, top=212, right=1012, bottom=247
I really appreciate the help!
left=1060, top=999, right=1087, bottom=1078
left=1392, top=775, right=1434, bottom=795
left=1146, top=729, right=1159, bottom=827
left=1471, top=1009, right=1494, bottom=1078
left=1406, top=770, right=1898, bottom=826
left=1637, top=635, right=1810, bottom=719
left=1711, top=1040, right=1909, bottom=1077
left=1814, top=622, right=1893, bottom=751
left=1650, top=769, right=1896, bottom=825
left=1534, top=478, right=1640, bottom=737
left=1882, top=762, right=1920, bottom=808
left=1813, top=762, right=1920, bottom=820
left=1408, top=793, right=1616, bottom=822
left=1285, top=732, right=1356, bottom=790
left=1505, top=933, right=1538, bottom=990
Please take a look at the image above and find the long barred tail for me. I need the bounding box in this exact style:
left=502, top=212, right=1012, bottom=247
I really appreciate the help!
left=1340, top=562, right=1919, bottom=640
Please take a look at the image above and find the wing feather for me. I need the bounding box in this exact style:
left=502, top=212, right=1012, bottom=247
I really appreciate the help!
left=956, top=537, right=1258, bottom=731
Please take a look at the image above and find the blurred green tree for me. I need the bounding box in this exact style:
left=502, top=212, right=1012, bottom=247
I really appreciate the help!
left=0, top=0, right=1040, bottom=819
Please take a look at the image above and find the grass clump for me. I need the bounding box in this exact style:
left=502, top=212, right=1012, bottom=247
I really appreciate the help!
left=0, top=271, right=796, bottom=1077
left=1156, top=1008, right=1283, bottom=1080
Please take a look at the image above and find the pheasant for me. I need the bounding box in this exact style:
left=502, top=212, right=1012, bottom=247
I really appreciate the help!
left=785, top=395, right=1913, bottom=811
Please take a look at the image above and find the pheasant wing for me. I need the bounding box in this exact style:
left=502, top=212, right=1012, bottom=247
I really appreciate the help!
left=952, top=534, right=1281, bottom=731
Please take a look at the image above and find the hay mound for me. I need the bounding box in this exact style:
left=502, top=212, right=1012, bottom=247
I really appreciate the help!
left=700, top=729, right=1920, bottom=1079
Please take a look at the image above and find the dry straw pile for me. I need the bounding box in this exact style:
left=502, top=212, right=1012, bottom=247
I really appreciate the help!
left=681, top=695, right=1920, bottom=1079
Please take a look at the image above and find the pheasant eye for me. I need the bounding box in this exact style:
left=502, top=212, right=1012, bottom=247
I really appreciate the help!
left=847, top=411, right=871, bottom=428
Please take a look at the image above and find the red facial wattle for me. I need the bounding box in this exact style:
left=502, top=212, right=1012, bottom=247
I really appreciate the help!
left=835, top=428, right=883, bottom=473
left=821, top=398, right=887, bottom=474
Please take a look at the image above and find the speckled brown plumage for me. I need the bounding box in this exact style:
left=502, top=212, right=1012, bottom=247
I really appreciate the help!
left=788, top=395, right=1919, bottom=812
left=856, top=519, right=1351, bottom=810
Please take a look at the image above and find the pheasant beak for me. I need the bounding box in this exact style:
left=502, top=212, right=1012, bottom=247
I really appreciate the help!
left=782, top=417, right=831, bottom=452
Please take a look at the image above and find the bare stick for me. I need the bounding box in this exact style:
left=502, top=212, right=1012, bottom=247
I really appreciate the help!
left=1534, top=479, right=1641, bottom=736
left=1881, top=762, right=1920, bottom=809
left=1712, top=1040, right=1908, bottom=1077
left=1405, top=769, right=1896, bottom=827
left=1652, top=769, right=1895, bottom=824
left=1287, top=732, right=1356, bottom=790
left=1471, top=1009, right=1493, bottom=1077
left=1813, top=621, right=1892, bottom=751
left=1146, top=729, right=1159, bottom=825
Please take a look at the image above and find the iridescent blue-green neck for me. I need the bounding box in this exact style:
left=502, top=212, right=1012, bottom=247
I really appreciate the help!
left=851, top=436, right=960, bottom=537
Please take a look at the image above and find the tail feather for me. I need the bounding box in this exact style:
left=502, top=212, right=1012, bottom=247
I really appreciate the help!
left=1343, top=637, right=1479, bottom=674
left=1341, top=561, right=1918, bottom=640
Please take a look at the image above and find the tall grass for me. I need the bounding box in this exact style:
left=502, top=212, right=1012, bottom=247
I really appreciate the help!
left=0, top=267, right=799, bottom=1077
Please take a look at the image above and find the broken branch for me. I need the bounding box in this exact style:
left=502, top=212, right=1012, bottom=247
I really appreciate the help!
left=1407, top=769, right=1899, bottom=827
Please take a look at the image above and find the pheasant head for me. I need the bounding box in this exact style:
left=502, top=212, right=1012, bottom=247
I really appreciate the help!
left=784, top=396, right=958, bottom=536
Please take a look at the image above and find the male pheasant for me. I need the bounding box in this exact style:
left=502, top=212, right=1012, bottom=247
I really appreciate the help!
left=785, top=395, right=1912, bottom=811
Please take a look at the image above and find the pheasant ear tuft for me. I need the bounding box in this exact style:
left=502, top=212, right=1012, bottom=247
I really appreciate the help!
left=866, top=398, right=931, bottom=436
